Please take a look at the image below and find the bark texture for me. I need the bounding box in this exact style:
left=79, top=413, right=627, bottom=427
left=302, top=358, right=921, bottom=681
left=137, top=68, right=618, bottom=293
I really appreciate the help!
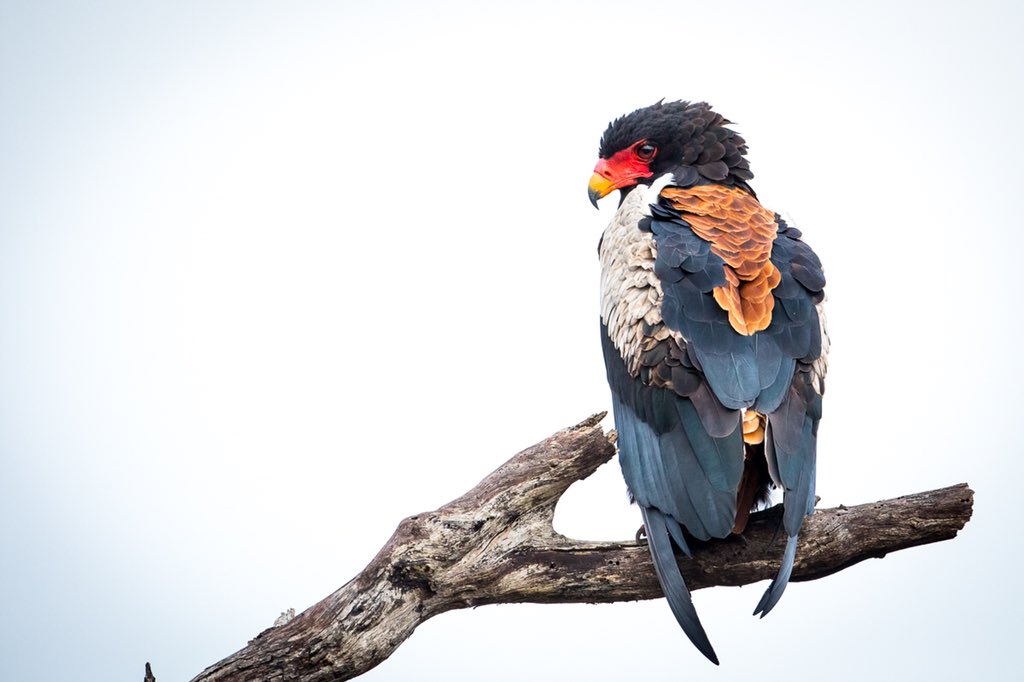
left=190, top=413, right=973, bottom=682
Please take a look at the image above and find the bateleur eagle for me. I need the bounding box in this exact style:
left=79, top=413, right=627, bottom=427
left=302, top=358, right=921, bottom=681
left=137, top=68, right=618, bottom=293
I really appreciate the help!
left=589, top=101, right=828, bottom=665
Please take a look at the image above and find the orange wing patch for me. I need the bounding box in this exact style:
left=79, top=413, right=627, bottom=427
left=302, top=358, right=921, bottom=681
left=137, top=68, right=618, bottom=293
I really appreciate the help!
left=661, top=185, right=781, bottom=335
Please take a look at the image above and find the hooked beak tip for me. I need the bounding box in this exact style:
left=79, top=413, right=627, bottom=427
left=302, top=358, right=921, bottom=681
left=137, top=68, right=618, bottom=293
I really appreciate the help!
left=588, top=169, right=616, bottom=209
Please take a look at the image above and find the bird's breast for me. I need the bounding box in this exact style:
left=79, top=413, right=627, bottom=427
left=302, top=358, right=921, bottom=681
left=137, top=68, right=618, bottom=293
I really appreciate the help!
left=599, top=189, right=678, bottom=376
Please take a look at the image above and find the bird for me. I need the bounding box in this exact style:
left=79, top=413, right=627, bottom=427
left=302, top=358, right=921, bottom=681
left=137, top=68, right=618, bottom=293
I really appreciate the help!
left=588, top=100, right=827, bottom=665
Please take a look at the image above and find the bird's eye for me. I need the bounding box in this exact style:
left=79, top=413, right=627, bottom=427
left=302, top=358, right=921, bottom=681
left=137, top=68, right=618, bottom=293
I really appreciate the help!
left=635, top=142, right=657, bottom=161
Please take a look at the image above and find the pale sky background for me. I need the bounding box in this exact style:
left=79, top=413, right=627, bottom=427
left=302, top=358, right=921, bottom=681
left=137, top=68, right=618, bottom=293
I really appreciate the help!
left=2, top=1, right=1022, bottom=680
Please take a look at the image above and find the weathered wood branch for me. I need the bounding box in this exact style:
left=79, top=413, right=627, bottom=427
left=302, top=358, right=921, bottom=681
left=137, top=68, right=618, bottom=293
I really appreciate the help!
left=190, top=413, right=974, bottom=682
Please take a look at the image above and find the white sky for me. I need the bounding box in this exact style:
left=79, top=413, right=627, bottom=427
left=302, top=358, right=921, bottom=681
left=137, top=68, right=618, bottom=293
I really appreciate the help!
left=2, top=1, right=1022, bottom=680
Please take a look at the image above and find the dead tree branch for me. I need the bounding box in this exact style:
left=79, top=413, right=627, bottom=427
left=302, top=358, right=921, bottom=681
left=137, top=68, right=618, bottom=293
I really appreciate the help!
left=189, top=413, right=974, bottom=682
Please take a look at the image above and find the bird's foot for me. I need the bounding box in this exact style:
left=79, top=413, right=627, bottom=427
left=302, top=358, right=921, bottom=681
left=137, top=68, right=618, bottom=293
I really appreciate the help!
left=635, top=524, right=648, bottom=545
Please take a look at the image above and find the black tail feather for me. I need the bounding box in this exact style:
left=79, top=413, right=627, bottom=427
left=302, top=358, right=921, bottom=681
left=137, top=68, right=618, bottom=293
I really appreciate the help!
left=752, top=533, right=798, bottom=618
left=641, top=506, right=719, bottom=665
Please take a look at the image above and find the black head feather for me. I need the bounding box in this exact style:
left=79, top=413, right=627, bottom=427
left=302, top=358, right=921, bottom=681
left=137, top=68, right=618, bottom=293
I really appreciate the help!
left=599, top=100, right=754, bottom=189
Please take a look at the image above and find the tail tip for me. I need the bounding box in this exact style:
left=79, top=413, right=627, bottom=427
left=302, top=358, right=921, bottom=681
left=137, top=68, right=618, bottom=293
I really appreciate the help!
left=751, top=533, right=799, bottom=618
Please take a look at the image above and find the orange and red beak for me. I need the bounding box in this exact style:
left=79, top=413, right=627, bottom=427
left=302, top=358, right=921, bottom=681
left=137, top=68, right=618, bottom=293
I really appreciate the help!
left=588, top=148, right=654, bottom=208
left=588, top=160, right=618, bottom=208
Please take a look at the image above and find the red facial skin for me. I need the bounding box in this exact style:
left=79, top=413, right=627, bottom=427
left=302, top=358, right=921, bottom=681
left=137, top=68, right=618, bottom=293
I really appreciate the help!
left=589, top=141, right=656, bottom=200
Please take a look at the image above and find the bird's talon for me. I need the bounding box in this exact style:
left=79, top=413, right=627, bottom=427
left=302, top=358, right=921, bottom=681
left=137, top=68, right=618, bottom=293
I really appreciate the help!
left=635, top=524, right=648, bottom=545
